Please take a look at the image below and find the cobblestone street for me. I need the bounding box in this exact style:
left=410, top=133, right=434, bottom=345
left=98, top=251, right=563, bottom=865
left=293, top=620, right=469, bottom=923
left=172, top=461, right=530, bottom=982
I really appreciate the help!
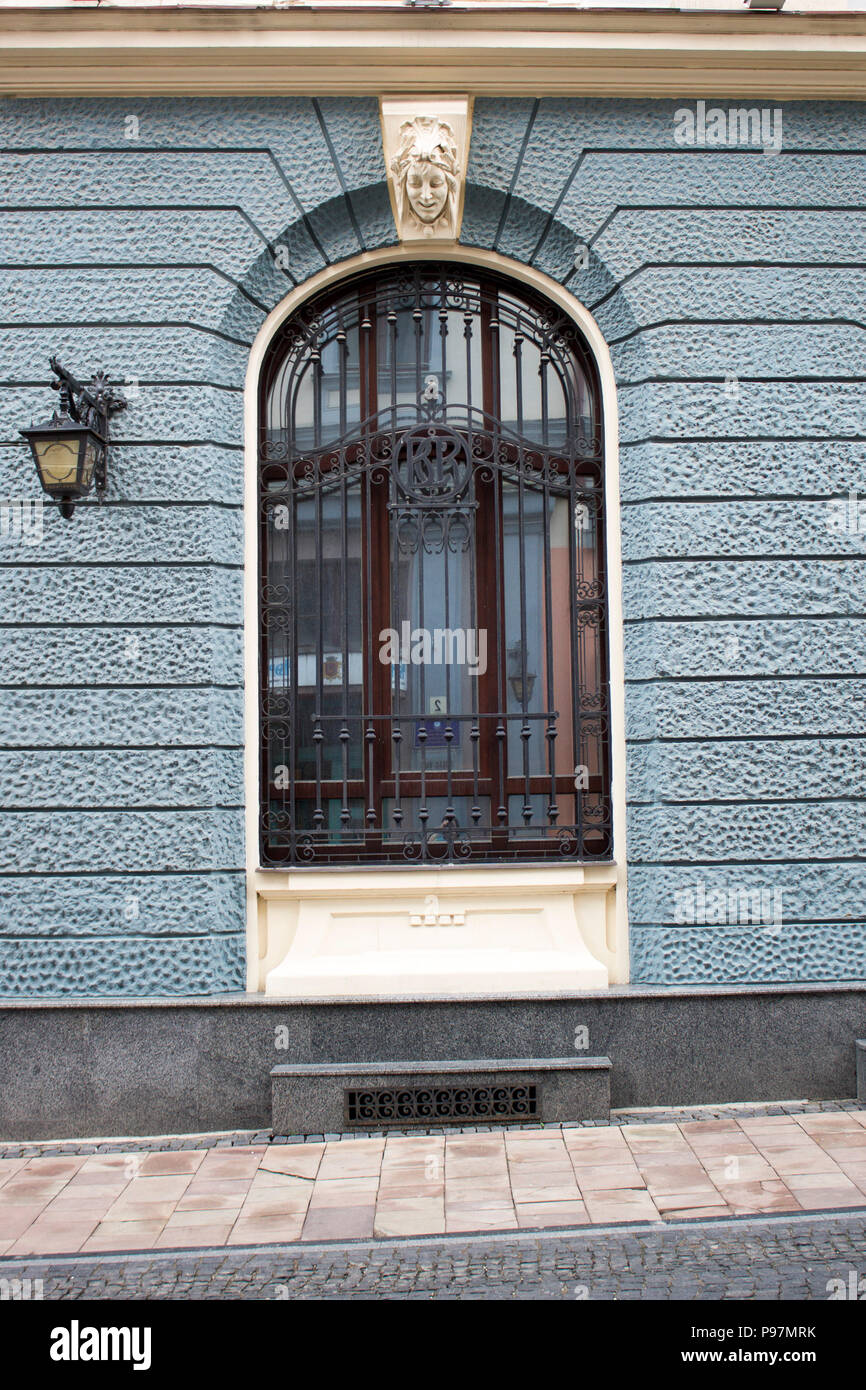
left=1, top=1210, right=863, bottom=1300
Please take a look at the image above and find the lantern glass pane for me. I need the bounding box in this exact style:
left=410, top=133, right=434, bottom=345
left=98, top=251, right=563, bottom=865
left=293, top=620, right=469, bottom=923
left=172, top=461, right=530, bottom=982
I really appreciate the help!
left=34, top=437, right=81, bottom=489
left=81, top=437, right=101, bottom=489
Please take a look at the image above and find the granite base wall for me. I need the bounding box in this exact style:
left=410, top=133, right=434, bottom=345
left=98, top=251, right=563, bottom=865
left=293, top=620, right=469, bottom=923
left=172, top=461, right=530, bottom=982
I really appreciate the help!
left=1, top=984, right=863, bottom=1140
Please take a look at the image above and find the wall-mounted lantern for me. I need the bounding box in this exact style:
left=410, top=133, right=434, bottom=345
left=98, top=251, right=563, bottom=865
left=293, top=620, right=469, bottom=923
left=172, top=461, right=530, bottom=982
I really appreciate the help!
left=20, top=357, right=127, bottom=519
left=507, top=639, right=536, bottom=706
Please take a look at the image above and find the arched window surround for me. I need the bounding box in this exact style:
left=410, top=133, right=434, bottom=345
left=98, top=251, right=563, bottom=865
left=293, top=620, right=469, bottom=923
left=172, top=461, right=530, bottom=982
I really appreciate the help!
left=242, top=247, right=630, bottom=990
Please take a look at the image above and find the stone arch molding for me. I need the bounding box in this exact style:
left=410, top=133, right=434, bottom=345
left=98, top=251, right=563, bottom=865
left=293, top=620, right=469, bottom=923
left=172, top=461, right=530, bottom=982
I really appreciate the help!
left=240, top=243, right=630, bottom=998
left=217, top=180, right=640, bottom=354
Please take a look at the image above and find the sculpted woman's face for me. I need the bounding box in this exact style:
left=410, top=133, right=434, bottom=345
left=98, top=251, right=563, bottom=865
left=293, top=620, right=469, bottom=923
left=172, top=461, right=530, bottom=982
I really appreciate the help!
left=406, top=159, right=449, bottom=224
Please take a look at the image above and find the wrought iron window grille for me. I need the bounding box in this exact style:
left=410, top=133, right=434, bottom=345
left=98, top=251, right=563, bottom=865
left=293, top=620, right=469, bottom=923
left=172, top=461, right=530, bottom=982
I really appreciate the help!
left=259, top=264, right=611, bottom=867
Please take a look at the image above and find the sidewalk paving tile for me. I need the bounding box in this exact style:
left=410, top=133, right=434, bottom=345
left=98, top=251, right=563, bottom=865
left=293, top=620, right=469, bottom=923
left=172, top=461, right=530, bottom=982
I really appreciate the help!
left=6, top=1111, right=866, bottom=1257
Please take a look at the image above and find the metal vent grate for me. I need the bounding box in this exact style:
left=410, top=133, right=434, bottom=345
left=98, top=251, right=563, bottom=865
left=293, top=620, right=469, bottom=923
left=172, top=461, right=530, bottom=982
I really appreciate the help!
left=344, top=1083, right=539, bottom=1126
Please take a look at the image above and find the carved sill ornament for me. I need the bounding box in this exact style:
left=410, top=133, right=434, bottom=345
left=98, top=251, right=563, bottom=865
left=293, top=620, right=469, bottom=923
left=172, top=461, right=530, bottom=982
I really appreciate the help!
left=380, top=97, right=472, bottom=243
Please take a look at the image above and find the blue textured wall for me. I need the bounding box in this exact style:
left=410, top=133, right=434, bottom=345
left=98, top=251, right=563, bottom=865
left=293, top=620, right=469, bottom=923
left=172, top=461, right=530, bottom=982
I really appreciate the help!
left=0, top=95, right=863, bottom=993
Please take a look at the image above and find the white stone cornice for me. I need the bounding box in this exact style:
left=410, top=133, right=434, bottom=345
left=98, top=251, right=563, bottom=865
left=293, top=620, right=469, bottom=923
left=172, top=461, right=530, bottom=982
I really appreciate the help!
left=1, top=9, right=866, bottom=99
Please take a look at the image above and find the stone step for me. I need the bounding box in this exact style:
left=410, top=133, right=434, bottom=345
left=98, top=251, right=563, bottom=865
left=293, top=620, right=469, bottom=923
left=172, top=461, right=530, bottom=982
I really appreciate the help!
left=857, top=1040, right=866, bottom=1104
left=271, top=1056, right=611, bottom=1135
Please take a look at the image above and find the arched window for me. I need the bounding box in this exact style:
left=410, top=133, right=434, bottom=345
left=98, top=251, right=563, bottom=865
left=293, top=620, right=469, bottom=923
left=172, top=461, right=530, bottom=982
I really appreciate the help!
left=258, top=263, right=611, bottom=866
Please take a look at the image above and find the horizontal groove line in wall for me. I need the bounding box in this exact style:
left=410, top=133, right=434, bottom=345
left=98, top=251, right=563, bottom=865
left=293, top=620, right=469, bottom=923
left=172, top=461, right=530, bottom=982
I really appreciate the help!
left=0, top=622, right=241, bottom=632
left=622, top=554, right=866, bottom=564
left=626, top=795, right=866, bottom=807
left=0, top=868, right=245, bottom=878
left=617, top=376, right=866, bottom=389
left=620, top=495, right=866, bottom=506
left=622, top=613, right=866, bottom=623
left=0, top=560, right=245, bottom=571
left=611, top=324, right=866, bottom=347
left=0, top=322, right=254, bottom=346
left=0, top=804, right=246, bottom=814
left=626, top=732, right=866, bottom=745
left=625, top=673, right=866, bottom=685
left=630, top=856, right=866, bottom=866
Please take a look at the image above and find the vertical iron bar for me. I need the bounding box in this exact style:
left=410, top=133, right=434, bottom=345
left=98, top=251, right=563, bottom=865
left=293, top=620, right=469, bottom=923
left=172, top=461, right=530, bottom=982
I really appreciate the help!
left=540, top=338, right=550, bottom=447
left=568, top=468, right=582, bottom=855
left=517, top=461, right=532, bottom=825
left=514, top=322, right=524, bottom=436
left=313, top=475, right=325, bottom=835
left=542, top=474, right=558, bottom=827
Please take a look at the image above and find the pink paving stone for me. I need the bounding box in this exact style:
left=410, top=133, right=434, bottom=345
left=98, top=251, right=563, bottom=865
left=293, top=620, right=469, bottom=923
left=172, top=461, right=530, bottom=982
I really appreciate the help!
left=446, top=1154, right=509, bottom=1177
left=811, top=1133, right=866, bottom=1155
left=620, top=1124, right=684, bottom=1141
left=237, top=1187, right=313, bottom=1217
left=0, top=1178, right=70, bottom=1205
left=373, top=1200, right=446, bottom=1238
left=0, top=1159, right=31, bottom=1186
left=766, top=1150, right=845, bottom=1177
left=374, top=1214, right=446, bottom=1238
left=40, top=1196, right=117, bottom=1220
left=81, top=1221, right=166, bottom=1253
left=179, top=1177, right=253, bottom=1197
left=0, top=1204, right=46, bottom=1240
left=77, top=1156, right=134, bottom=1175
left=562, top=1129, right=630, bottom=1148
left=307, top=1177, right=379, bottom=1209
left=379, top=1178, right=444, bottom=1201
left=737, top=1117, right=800, bottom=1133
left=653, top=1190, right=728, bottom=1214
left=227, top=1216, right=306, bottom=1246
left=680, top=1133, right=762, bottom=1155
left=62, top=1168, right=129, bottom=1188
left=47, top=1178, right=123, bottom=1201
left=444, top=1136, right=506, bottom=1152
left=795, top=1114, right=865, bottom=1134
left=582, top=1188, right=662, bottom=1223
left=444, top=1180, right=512, bottom=1202
left=783, top=1173, right=866, bottom=1208
left=445, top=1210, right=518, bottom=1233
left=317, top=1144, right=386, bottom=1180
left=833, top=1160, right=866, bottom=1192
left=510, top=1182, right=582, bottom=1205
left=714, top=1180, right=801, bottom=1214
left=678, top=1119, right=743, bottom=1136
left=154, top=1223, right=235, bottom=1249
left=8, top=1218, right=100, bottom=1256
left=179, top=1189, right=258, bottom=1214
left=701, top=1156, right=777, bottom=1183
left=641, top=1172, right=722, bottom=1197
left=135, top=1151, right=208, bottom=1176
left=102, top=1199, right=181, bottom=1223
left=504, top=1136, right=568, bottom=1155
left=502, top=1128, right=564, bottom=1141
left=301, top=1206, right=376, bottom=1241
left=21, top=1156, right=85, bottom=1177
left=258, top=1147, right=324, bottom=1179
left=383, top=1135, right=446, bottom=1155
left=195, top=1153, right=264, bottom=1179
left=662, top=1207, right=732, bottom=1221
left=515, top=1200, right=589, bottom=1229
left=444, top=1193, right=516, bottom=1214
left=570, top=1164, right=644, bottom=1191
left=379, top=1172, right=443, bottom=1191
left=162, top=1206, right=245, bottom=1230
left=111, top=1175, right=193, bottom=1203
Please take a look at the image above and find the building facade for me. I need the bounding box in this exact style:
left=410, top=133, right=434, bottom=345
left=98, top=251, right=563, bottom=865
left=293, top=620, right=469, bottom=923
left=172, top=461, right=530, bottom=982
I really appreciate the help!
left=0, top=2, right=865, bottom=1133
